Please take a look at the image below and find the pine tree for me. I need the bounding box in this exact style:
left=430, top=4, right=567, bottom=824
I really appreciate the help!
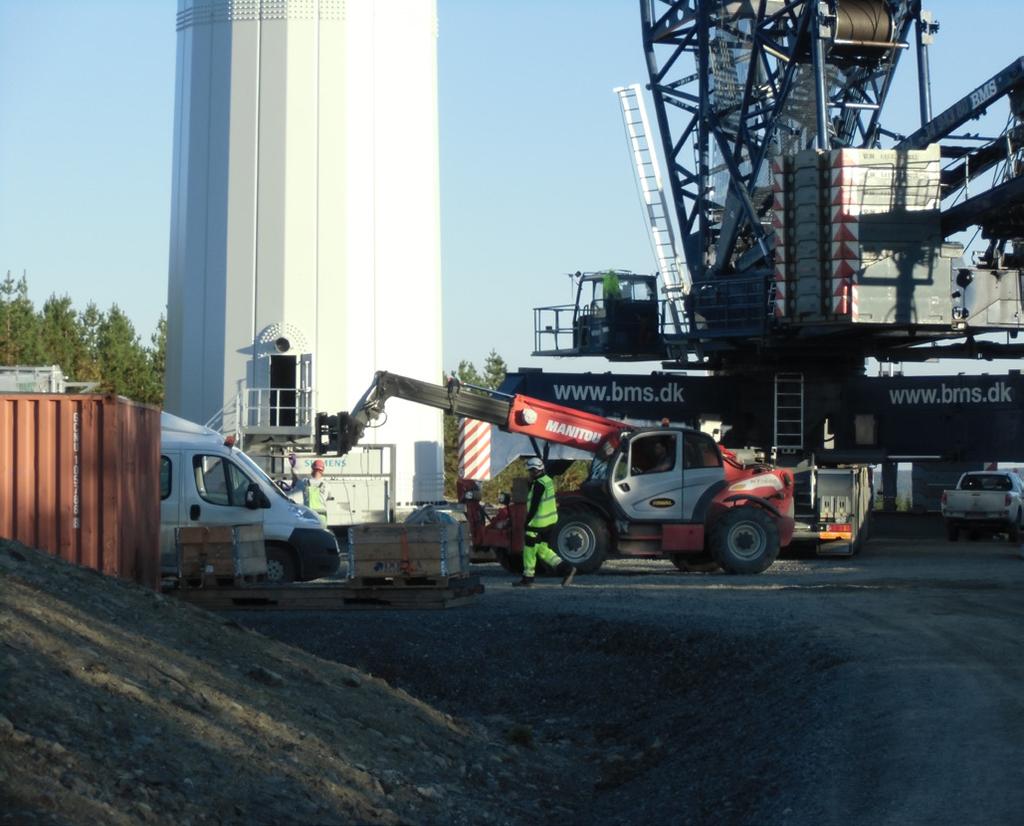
left=455, top=360, right=483, bottom=387
left=95, top=305, right=154, bottom=401
left=482, top=349, right=507, bottom=390
left=0, top=271, right=42, bottom=365
left=39, top=295, right=87, bottom=379
left=77, top=302, right=104, bottom=383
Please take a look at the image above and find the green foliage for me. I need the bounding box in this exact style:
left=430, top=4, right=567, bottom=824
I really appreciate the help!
left=454, top=360, right=482, bottom=387
left=0, top=272, right=43, bottom=365
left=481, top=349, right=507, bottom=390
left=0, top=271, right=165, bottom=405
left=556, top=460, right=590, bottom=492
left=95, top=306, right=162, bottom=402
left=39, top=295, right=86, bottom=379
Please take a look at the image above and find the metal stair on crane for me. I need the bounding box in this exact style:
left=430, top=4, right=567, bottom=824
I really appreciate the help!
left=773, top=373, right=804, bottom=454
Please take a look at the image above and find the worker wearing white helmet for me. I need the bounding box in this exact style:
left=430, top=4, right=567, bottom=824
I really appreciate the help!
left=515, top=456, right=576, bottom=588
left=287, top=453, right=332, bottom=526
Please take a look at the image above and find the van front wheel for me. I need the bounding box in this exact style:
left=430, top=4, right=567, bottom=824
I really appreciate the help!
left=266, top=545, right=297, bottom=584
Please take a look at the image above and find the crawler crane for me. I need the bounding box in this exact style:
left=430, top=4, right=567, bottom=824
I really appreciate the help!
left=526, top=1, right=1024, bottom=550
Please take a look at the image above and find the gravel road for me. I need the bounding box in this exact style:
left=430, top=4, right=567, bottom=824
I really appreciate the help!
left=238, top=515, right=1024, bottom=825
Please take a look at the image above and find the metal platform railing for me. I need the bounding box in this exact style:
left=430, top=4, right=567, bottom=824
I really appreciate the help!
left=206, top=387, right=315, bottom=440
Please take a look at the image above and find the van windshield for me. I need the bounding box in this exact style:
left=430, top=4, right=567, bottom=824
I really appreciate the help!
left=232, top=449, right=291, bottom=501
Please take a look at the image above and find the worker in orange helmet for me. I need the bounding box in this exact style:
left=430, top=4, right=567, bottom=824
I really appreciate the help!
left=287, top=454, right=331, bottom=526
left=514, top=457, right=576, bottom=588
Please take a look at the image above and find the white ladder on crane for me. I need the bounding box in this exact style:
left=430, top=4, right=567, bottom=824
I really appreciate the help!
left=614, top=83, right=691, bottom=334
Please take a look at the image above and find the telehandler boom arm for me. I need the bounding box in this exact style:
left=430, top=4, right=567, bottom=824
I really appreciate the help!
left=339, top=371, right=629, bottom=457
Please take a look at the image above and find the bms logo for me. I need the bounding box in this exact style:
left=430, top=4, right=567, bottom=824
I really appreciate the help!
left=970, top=79, right=998, bottom=111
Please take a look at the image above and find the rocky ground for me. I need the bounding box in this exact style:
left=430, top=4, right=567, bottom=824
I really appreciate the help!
left=0, top=539, right=575, bottom=826
left=4, top=516, right=1024, bottom=825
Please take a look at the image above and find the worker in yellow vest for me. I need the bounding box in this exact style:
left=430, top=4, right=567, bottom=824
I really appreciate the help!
left=287, top=454, right=331, bottom=527
left=514, top=457, right=576, bottom=587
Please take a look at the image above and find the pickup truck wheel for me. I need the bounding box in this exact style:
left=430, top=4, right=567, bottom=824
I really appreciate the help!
left=266, top=546, right=297, bottom=584
left=709, top=506, right=780, bottom=575
left=554, top=507, right=609, bottom=574
left=670, top=553, right=720, bottom=573
left=946, top=523, right=959, bottom=542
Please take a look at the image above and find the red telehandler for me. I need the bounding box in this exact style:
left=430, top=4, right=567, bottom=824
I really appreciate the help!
left=336, top=372, right=795, bottom=575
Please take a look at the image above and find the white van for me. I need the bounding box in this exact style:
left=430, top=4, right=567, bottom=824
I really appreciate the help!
left=160, top=413, right=340, bottom=583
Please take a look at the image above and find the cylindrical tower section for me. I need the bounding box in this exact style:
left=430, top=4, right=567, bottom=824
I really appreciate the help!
left=166, top=0, right=444, bottom=506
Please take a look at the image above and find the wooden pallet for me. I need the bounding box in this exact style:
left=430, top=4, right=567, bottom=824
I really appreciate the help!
left=346, top=522, right=469, bottom=580
left=172, top=575, right=484, bottom=611
left=347, top=573, right=468, bottom=589
left=180, top=572, right=267, bottom=589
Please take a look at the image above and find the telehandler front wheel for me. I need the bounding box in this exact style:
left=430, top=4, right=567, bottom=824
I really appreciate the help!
left=553, top=507, right=610, bottom=574
left=709, top=506, right=780, bottom=575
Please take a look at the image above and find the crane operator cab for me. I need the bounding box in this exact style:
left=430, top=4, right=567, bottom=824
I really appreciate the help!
left=571, top=271, right=663, bottom=359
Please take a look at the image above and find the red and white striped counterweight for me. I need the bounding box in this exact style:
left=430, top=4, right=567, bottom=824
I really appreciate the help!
left=458, top=418, right=491, bottom=480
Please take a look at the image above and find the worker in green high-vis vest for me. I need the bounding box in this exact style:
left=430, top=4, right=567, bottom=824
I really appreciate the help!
left=513, top=457, right=576, bottom=587
left=602, top=270, right=621, bottom=301
left=288, top=454, right=330, bottom=527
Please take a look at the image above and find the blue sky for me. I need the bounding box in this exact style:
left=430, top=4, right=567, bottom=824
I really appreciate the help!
left=1, top=1, right=1021, bottom=377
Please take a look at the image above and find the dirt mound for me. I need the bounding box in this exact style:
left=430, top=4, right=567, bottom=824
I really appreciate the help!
left=0, top=540, right=570, bottom=825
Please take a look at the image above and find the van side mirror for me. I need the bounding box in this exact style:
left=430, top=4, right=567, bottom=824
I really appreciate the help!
left=245, top=482, right=270, bottom=510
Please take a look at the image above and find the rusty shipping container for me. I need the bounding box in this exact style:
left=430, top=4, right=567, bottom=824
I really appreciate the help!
left=0, top=394, right=161, bottom=589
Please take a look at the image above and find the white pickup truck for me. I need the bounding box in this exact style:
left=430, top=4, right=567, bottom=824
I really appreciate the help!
left=941, top=471, right=1024, bottom=543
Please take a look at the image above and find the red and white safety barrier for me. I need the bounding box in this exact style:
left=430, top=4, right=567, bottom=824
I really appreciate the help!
left=458, top=418, right=491, bottom=481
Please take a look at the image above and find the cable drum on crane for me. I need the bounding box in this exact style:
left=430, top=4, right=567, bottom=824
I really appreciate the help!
left=834, top=0, right=895, bottom=46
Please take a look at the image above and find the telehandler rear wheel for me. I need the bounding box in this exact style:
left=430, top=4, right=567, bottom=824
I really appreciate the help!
left=709, top=506, right=780, bottom=575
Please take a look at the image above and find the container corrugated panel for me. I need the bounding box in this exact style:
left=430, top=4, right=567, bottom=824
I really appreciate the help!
left=0, top=394, right=161, bottom=589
